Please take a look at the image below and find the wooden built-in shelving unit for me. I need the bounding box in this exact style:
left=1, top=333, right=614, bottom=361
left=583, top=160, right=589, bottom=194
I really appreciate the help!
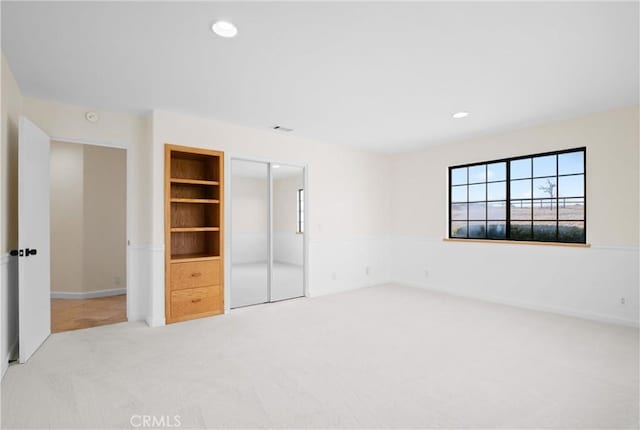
left=170, top=198, right=220, bottom=204
left=165, top=144, right=224, bottom=323
left=170, top=178, right=220, bottom=186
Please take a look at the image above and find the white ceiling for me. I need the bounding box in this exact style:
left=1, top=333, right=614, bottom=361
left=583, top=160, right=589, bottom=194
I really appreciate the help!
left=2, top=2, right=638, bottom=153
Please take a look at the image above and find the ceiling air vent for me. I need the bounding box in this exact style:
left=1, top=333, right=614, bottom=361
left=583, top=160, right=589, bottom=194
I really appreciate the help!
left=272, top=125, right=294, bottom=132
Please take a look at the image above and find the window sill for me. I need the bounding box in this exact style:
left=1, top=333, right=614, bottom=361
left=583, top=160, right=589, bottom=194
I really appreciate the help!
left=442, top=238, right=591, bottom=248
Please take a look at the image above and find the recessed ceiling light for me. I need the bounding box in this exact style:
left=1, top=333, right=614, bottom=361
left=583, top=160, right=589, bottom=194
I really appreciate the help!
left=211, top=21, right=238, bottom=38
left=452, top=111, right=470, bottom=119
left=273, top=164, right=281, bottom=169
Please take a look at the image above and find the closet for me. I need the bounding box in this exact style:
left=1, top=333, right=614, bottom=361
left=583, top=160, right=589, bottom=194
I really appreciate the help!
left=164, top=144, right=224, bottom=323
left=230, top=159, right=305, bottom=308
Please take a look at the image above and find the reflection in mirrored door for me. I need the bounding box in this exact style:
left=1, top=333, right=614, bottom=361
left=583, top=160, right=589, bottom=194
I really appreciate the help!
left=271, top=165, right=305, bottom=301
left=230, top=160, right=269, bottom=308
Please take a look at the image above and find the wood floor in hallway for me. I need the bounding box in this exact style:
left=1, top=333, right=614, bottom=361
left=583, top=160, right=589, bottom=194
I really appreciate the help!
left=51, top=294, right=127, bottom=333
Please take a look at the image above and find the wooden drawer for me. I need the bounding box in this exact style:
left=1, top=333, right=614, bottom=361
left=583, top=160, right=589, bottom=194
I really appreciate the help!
left=170, top=285, right=223, bottom=321
left=170, top=260, right=221, bottom=290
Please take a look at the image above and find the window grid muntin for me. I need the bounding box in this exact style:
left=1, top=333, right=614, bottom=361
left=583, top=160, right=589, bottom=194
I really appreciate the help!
left=448, top=148, right=586, bottom=243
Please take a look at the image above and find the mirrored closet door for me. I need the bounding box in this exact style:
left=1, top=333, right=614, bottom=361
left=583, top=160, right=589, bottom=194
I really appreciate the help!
left=271, top=165, right=305, bottom=301
left=230, top=160, right=269, bottom=308
left=230, top=160, right=305, bottom=308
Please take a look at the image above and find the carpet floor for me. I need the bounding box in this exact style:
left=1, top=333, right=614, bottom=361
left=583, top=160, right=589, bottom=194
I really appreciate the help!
left=2, top=285, right=638, bottom=429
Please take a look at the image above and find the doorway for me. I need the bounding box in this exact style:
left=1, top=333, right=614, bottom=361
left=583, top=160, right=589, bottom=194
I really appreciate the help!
left=49, top=141, right=127, bottom=332
left=230, top=159, right=306, bottom=308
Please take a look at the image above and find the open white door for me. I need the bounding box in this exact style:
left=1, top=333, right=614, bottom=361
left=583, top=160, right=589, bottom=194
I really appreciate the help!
left=16, top=117, right=51, bottom=363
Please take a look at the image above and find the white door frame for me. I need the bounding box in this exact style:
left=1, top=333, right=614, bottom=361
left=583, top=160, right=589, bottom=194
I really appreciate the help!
left=49, top=136, right=132, bottom=321
left=225, top=155, right=309, bottom=312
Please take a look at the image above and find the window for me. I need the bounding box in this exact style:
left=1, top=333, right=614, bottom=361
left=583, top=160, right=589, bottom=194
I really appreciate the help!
left=297, top=188, right=304, bottom=234
left=449, top=148, right=586, bottom=243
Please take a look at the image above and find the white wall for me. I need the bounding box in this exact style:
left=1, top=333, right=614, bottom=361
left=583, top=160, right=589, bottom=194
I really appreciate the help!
left=50, top=141, right=84, bottom=293
left=389, top=107, right=640, bottom=326
left=1, top=54, right=22, bottom=376
left=22, top=97, right=151, bottom=244
left=50, top=141, right=127, bottom=296
left=83, top=144, right=126, bottom=293
left=151, top=109, right=392, bottom=324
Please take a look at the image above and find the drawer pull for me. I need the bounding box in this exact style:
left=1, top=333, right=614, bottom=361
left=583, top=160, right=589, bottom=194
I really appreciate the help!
left=190, top=272, right=202, bottom=278
left=191, top=298, right=202, bottom=303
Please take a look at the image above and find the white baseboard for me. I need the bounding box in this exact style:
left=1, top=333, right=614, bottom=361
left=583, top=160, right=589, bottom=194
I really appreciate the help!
left=51, top=288, right=126, bottom=300
left=145, top=314, right=165, bottom=328
left=397, top=282, right=640, bottom=328
left=308, top=281, right=391, bottom=298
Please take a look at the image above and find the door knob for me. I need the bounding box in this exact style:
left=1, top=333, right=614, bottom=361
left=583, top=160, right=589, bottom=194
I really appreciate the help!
left=9, top=249, right=37, bottom=257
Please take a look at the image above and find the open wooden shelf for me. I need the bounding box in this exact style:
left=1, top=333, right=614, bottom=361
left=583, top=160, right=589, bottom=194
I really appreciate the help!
left=170, top=178, right=219, bottom=186
left=170, top=198, right=220, bottom=204
left=170, top=230, right=220, bottom=260
left=171, top=181, right=219, bottom=200
left=170, top=254, right=221, bottom=263
left=171, top=202, right=220, bottom=229
left=170, top=227, right=220, bottom=232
